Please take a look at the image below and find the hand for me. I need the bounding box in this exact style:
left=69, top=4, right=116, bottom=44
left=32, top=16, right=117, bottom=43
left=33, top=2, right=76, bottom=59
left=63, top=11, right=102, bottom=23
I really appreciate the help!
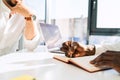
left=11, top=0, right=33, bottom=17
left=60, top=41, right=95, bottom=58
left=90, top=51, right=120, bottom=73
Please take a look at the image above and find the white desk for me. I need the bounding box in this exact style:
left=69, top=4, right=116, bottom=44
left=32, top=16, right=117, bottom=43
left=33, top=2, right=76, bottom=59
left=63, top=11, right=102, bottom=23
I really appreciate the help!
left=0, top=46, right=120, bottom=80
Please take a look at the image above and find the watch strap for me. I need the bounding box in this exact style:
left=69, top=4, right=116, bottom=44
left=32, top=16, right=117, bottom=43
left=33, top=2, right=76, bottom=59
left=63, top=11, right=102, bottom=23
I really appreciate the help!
left=25, top=15, right=36, bottom=21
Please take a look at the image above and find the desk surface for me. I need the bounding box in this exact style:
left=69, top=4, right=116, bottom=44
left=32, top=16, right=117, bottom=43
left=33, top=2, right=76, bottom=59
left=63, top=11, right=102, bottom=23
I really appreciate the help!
left=0, top=46, right=120, bottom=80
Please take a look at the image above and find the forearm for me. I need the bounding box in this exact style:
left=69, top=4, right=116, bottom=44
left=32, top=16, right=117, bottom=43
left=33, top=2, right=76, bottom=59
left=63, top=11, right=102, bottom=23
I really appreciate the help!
left=24, top=19, right=36, bottom=40
left=10, top=0, right=36, bottom=40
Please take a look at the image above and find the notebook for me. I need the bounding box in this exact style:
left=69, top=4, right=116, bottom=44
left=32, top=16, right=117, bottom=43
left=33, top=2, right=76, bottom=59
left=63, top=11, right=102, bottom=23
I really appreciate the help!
left=53, top=55, right=111, bottom=73
left=40, top=23, right=64, bottom=53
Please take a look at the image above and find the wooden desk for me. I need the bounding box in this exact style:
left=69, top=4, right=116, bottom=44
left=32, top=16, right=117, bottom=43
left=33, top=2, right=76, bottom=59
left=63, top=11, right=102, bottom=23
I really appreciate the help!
left=0, top=46, right=119, bottom=80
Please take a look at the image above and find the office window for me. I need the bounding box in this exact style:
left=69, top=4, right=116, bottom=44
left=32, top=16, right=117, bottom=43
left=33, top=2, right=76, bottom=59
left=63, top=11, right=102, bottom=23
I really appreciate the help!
left=24, top=0, right=45, bottom=22
left=89, top=0, right=120, bottom=35
left=47, top=0, right=89, bottom=44
left=88, top=0, right=120, bottom=45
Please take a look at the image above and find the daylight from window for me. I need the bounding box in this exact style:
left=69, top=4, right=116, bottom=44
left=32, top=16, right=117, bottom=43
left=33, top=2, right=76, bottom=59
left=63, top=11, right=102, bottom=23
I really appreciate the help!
left=97, top=0, right=120, bottom=28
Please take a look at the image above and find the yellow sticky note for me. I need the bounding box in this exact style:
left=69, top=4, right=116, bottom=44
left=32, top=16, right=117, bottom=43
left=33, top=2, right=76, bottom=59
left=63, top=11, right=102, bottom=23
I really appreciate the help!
left=11, top=75, right=36, bottom=80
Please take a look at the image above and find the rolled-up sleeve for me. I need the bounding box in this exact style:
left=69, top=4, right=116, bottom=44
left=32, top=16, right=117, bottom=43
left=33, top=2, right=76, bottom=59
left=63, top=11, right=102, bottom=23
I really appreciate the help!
left=24, top=19, right=40, bottom=51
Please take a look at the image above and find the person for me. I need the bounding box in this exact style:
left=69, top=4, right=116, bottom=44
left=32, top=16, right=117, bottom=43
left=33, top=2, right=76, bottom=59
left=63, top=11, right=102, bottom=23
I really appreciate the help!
left=60, top=40, right=120, bottom=73
left=0, top=0, right=40, bottom=56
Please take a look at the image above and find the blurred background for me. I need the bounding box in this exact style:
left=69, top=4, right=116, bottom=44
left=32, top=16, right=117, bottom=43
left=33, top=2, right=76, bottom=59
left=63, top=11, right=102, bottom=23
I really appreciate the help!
left=22, top=0, right=120, bottom=47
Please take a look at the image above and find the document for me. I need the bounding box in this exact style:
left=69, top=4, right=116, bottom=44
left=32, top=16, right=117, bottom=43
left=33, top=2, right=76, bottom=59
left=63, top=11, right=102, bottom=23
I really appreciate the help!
left=53, top=55, right=111, bottom=73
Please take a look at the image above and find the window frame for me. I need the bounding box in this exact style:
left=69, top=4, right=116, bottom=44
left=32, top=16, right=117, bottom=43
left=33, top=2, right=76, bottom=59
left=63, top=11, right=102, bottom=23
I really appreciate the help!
left=88, top=0, right=120, bottom=36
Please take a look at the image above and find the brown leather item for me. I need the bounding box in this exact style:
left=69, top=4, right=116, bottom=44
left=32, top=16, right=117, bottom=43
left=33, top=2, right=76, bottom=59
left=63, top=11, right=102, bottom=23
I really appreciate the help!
left=25, top=15, right=36, bottom=21
left=25, top=17, right=32, bottom=21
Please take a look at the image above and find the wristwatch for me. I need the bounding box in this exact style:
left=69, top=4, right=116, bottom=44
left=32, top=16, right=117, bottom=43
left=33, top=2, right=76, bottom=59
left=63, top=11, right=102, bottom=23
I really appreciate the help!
left=25, top=15, right=36, bottom=21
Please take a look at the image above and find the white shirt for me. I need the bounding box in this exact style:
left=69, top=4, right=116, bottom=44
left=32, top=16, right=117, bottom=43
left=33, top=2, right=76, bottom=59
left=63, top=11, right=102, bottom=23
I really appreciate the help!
left=95, top=41, right=120, bottom=54
left=0, top=0, right=40, bottom=56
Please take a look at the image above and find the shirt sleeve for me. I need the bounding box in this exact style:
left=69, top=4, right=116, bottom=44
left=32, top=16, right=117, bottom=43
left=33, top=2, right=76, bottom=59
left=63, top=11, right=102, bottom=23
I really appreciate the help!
left=95, top=41, right=120, bottom=55
left=0, top=14, right=25, bottom=49
left=23, top=19, right=41, bottom=51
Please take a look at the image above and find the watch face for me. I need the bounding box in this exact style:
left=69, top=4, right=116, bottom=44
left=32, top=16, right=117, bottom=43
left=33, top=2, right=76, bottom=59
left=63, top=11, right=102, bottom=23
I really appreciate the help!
left=32, top=15, right=36, bottom=20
